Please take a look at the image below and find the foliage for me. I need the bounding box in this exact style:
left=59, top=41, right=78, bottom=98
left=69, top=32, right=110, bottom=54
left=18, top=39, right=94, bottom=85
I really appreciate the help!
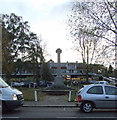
left=105, top=65, right=114, bottom=77
left=41, top=62, right=54, bottom=82
left=17, top=88, right=47, bottom=101
left=2, top=13, right=30, bottom=82
left=2, top=13, right=45, bottom=83
left=23, top=33, right=45, bottom=84
left=2, top=28, right=15, bottom=83
left=2, top=13, right=30, bottom=59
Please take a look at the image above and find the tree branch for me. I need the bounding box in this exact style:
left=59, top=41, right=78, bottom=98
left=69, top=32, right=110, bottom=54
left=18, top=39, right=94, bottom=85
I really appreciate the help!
left=105, top=0, right=117, bottom=30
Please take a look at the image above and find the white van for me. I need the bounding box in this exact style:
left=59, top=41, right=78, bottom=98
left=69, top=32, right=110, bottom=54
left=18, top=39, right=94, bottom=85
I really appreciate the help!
left=0, top=77, right=24, bottom=113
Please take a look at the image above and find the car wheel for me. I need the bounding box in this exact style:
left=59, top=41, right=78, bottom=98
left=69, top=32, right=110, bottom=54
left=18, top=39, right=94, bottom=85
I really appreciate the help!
left=81, top=102, right=93, bottom=113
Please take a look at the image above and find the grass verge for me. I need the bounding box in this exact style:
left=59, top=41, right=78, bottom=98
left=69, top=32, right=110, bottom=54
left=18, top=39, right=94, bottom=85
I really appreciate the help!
left=17, top=87, right=47, bottom=101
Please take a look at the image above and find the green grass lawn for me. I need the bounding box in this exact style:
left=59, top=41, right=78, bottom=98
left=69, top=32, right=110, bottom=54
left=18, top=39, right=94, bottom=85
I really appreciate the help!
left=66, top=85, right=82, bottom=102
left=17, top=87, right=47, bottom=101
left=17, top=87, right=78, bottom=102
left=67, top=91, right=77, bottom=102
left=16, top=84, right=83, bottom=102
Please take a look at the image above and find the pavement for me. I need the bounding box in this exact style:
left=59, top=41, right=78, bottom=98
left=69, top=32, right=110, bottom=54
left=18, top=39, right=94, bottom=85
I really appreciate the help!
left=23, top=95, right=76, bottom=107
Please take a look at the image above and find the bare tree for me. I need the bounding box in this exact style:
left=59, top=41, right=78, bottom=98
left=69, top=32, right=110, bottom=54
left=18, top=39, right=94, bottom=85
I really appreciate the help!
left=68, top=0, right=116, bottom=67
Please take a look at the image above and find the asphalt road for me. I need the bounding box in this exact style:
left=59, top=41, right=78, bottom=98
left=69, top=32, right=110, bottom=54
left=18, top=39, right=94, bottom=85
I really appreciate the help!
left=2, top=107, right=117, bottom=120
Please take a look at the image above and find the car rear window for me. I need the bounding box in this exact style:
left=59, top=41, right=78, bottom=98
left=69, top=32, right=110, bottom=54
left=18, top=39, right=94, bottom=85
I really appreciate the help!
left=87, top=86, right=103, bottom=94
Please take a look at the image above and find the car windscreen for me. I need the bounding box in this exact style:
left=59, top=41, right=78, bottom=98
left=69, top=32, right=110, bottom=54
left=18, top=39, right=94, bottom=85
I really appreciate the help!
left=0, top=77, right=9, bottom=88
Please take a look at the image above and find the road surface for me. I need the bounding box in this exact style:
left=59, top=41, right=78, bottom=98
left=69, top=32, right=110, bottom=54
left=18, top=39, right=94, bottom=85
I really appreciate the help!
left=2, top=107, right=117, bottom=119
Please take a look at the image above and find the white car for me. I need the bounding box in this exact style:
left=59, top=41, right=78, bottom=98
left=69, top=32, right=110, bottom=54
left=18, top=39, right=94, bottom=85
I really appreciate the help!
left=95, top=81, right=109, bottom=85
left=75, top=84, right=117, bottom=113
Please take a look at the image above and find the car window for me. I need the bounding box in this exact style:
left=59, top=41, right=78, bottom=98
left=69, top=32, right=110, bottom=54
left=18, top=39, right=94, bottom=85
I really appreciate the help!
left=100, top=82, right=104, bottom=84
left=105, top=86, right=117, bottom=95
left=87, top=86, right=103, bottom=94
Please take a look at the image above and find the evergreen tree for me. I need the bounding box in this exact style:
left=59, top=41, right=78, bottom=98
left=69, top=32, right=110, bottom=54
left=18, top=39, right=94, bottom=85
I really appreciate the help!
left=41, top=62, right=54, bottom=82
left=108, top=65, right=114, bottom=77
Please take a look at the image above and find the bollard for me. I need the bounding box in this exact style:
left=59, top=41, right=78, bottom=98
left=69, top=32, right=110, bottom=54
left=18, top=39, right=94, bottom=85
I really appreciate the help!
left=34, top=83, right=36, bottom=88
left=11, top=82, right=13, bottom=87
left=34, top=91, right=37, bottom=101
left=68, top=91, right=71, bottom=102
left=29, top=83, right=31, bottom=88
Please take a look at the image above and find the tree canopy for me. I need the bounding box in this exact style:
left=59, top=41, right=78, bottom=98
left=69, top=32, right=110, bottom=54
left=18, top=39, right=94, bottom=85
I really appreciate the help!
left=2, top=13, right=45, bottom=83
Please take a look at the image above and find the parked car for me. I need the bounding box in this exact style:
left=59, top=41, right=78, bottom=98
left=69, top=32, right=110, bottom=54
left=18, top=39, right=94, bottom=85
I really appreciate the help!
left=30, top=82, right=37, bottom=88
left=0, top=77, right=24, bottom=113
left=95, top=81, right=109, bottom=85
left=39, top=81, right=47, bottom=87
left=75, top=84, right=117, bottom=113
left=89, top=80, right=96, bottom=84
left=11, top=82, right=20, bottom=87
left=19, top=82, right=25, bottom=87
left=46, top=81, right=54, bottom=87
left=11, top=82, right=25, bottom=87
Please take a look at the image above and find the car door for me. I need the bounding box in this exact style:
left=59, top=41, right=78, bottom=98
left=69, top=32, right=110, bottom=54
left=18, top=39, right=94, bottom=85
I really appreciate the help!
left=86, top=86, right=106, bottom=108
left=104, top=86, right=117, bottom=109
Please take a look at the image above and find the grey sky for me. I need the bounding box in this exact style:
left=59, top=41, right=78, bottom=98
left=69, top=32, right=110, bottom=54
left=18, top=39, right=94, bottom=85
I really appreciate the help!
left=0, top=0, right=81, bottom=63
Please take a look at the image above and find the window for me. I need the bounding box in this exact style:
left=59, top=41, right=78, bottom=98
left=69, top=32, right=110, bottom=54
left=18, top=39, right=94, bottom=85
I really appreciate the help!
left=87, top=86, right=103, bottom=94
left=61, top=67, right=66, bottom=69
left=105, top=86, right=117, bottom=95
left=100, top=82, right=104, bottom=84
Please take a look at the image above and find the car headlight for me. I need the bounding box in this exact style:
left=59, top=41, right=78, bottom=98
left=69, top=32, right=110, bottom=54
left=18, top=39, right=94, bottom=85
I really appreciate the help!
left=13, top=94, right=18, bottom=100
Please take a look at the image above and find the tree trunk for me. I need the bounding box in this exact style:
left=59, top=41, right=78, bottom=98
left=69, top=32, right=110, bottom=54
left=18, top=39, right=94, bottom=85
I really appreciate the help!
left=86, top=46, right=89, bottom=83
left=115, top=0, right=117, bottom=78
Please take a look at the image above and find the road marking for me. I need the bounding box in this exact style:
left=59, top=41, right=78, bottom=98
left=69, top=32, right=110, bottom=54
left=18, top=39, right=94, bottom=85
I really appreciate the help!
left=57, top=117, right=77, bottom=119
left=2, top=117, right=19, bottom=119
left=57, top=117, right=117, bottom=119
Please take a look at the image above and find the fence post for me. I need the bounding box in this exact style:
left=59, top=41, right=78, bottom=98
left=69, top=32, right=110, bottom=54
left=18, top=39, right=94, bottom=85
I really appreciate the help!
left=34, top=91, right=37, bottom=101
left=29, top=83, right=31, bottom=88
left=11, top=82, right=13, bottom=87
left=34, top=83, right=36, bottom=88
left=68, top=91, right=71, bottom=102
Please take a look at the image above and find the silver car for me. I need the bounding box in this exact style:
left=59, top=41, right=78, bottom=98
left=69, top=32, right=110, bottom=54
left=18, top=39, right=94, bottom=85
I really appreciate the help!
left=75, top=84, right=117, bottom=113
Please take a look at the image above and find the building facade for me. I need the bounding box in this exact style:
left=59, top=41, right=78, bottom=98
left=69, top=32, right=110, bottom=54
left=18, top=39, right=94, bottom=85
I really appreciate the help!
left=2, top=61, right=103, bottom=82
left=49, top=61, right=102, bottom=81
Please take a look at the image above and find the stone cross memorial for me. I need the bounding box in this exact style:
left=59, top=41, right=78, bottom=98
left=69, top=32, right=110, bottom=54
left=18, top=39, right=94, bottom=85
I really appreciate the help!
left=54, top=48, right=64, bottom=87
